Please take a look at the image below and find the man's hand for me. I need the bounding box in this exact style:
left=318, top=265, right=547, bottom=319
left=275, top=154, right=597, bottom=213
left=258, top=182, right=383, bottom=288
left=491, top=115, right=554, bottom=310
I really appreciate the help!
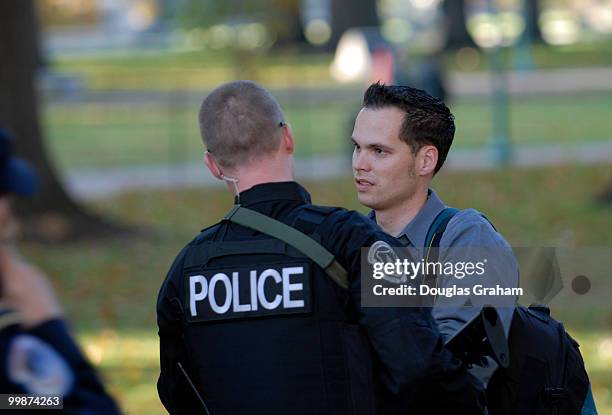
left=0, top=196, right=63, bottom=330
left=0, top=248, right=63, bottom=328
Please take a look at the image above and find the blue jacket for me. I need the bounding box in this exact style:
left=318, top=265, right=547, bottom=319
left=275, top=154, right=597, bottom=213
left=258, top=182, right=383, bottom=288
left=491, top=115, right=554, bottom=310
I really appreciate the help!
left=0, top=312, right=120, bottom=414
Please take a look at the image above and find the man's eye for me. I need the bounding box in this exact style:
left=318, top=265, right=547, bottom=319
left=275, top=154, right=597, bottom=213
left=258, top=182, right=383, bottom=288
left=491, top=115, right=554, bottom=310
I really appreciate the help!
left=374, top=147, right=385, bottom=155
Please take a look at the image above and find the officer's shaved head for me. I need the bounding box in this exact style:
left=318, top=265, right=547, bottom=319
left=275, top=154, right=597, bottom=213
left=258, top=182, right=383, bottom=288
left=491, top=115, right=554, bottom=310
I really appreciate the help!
left=199, top=80, right=286, bottom=170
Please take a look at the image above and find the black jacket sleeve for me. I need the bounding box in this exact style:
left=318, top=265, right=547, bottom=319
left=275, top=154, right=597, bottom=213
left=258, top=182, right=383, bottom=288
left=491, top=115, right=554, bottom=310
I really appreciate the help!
left=28, top=319, right=121, bottom=415
left=0, top=316, right=120, bottom=415
left=321, top=210, right=486, bottom=414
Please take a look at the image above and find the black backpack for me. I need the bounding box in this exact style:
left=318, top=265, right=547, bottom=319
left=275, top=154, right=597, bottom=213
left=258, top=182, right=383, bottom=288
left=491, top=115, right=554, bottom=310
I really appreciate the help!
left=425, top=208, right=591, bottom=415
left=487, top=305, right=590, bottom=415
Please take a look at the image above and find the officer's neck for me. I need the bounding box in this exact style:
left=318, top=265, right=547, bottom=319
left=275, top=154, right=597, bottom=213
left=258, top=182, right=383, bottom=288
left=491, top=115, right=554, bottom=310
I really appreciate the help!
left=375, top=186, right=428, bottom=237
left=230, top=156, right=295, bottom=196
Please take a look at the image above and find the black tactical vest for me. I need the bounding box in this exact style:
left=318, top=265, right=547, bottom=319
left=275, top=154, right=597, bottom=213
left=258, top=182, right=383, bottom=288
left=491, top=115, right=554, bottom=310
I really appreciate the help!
left=178, top=205, right=377, bottom=415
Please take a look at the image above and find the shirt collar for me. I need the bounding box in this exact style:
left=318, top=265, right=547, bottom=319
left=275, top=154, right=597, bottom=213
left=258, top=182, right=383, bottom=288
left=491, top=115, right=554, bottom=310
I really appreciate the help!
left=236, top=181, right=311, bottom=207
left=369, top=188, right=446, bottom=247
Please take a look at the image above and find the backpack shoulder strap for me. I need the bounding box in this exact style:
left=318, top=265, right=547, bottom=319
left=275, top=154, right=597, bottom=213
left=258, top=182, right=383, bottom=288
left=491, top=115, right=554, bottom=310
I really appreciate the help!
left=223, top=205, right=349, bottom=290
left=425, top=207, right=500, bottom=251
left=422, top=208, right=459, bottom=299
left=424, top=207, right=460, bottom=261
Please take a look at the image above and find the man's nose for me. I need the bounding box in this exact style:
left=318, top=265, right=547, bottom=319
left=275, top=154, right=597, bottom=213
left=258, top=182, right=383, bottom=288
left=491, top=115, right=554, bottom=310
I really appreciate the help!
left=352, top=148, right=370, bottom=172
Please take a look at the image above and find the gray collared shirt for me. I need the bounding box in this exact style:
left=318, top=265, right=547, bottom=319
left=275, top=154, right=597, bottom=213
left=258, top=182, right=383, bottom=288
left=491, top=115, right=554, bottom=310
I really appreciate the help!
left=369, top=188, right=519, bottom=384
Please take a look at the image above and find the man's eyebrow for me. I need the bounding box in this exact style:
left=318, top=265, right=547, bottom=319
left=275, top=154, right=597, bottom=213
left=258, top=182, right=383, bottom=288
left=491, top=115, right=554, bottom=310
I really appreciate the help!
left=351, top=138, right=392, bottom=149
left=366, top=142, right=393, bottom=151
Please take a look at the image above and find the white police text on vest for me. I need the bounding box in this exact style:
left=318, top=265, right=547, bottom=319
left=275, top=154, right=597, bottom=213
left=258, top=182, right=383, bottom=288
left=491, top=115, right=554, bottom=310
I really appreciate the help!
left=185, top=262, right=312, bottom=323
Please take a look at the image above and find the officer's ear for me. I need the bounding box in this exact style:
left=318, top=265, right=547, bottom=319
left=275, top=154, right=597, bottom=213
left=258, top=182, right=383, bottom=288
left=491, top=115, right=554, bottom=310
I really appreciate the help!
left=280, top=123, right=294, bottom=155
left=416, top=145, right=438, bottom=177
left=204, top=151, right=223, bottom=179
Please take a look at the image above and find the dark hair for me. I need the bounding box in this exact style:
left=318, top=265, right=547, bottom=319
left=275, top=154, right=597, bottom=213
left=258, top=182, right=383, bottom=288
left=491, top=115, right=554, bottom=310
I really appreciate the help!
left=199, top=80, right=285, bottom=169
left=362, top=82, right=455, bottom=173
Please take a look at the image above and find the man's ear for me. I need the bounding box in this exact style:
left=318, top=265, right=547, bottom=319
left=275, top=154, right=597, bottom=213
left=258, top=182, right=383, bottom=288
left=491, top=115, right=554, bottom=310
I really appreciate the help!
left=281, top=123, right=294, bottom=154
left=204, top=151, right=223, bottom=179
left=417, top=145, right=438, bottom=176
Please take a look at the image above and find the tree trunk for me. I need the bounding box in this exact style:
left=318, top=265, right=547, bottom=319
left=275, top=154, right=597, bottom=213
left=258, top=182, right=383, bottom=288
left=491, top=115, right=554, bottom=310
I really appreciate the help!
left=523, top=0, right=542, bottom=43
left=0, top=0, right=128, bottom=241
left=271, top=0, right=307, bottom=47
left=442, top=0, right=476, bottom=49
left=330, top=0, right=379, bottom=50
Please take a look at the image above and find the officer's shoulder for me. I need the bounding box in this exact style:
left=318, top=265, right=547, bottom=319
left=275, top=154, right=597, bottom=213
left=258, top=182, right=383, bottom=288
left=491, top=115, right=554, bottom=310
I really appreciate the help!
left=298, top=204, right=343, bottom=220
left=309, top=205, right=378, bottom=232
left=169, top=222, right=222, bottom=264
left=193, top=221, right=224, bottom=244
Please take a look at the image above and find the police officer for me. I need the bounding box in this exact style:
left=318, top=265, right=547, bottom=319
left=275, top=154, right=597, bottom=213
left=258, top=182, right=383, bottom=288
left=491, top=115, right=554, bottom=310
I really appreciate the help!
left=156, top=81, right=485, bottom=415
left=0, top=127, right=120, bottom=414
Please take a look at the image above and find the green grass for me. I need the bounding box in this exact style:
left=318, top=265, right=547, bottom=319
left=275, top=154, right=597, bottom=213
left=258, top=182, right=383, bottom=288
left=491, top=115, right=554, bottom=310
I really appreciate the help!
left=442, top=42, right=612, bottom=71
left=77, top=330, right=162, bottom=414
left=452, top=93, right=612, bottom=146
left=43, top=92, right=612, bottom=170
left=18, top=163, right=612, bottom=414
left=51, top=49, right=336, bottom=90
left=526, top=42, right=612, bottom=69
left=50, top=43, right=612, bottom=91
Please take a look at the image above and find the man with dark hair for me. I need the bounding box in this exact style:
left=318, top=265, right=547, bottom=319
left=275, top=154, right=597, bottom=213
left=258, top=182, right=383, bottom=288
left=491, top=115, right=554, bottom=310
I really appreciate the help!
left=358, top=82, right=455, bottom=174
left=352, top=83, right=518, bottom=384
left=157, top=80, right=485, bottom=414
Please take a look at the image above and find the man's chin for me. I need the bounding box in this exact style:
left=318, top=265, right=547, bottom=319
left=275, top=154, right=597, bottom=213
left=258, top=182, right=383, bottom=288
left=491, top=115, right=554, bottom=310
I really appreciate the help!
left=356, top=192, right=378, bottom=210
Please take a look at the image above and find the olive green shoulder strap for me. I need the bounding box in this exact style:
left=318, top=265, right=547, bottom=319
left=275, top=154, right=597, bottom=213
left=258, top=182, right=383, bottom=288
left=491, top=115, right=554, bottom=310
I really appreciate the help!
left=0, top=308, right=22, bottom=332
left=223, top=205, right=348, bottom=289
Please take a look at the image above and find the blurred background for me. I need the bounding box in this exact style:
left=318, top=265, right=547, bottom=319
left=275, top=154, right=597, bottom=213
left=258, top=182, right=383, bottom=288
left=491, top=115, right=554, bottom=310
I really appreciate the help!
left=1, top=0, right=611, bottom=413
